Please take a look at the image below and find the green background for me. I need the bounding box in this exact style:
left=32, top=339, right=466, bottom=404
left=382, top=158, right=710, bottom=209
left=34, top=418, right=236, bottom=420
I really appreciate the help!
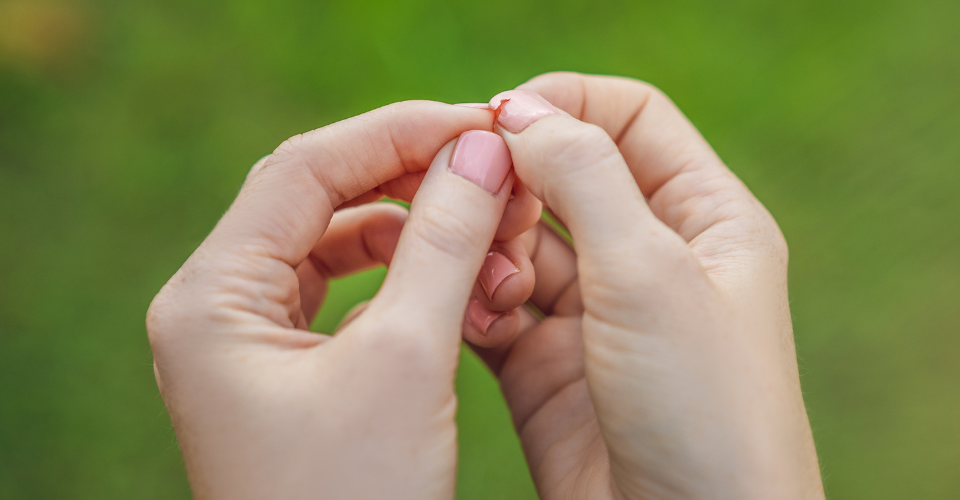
left=2, top=0, right=959, bottom=497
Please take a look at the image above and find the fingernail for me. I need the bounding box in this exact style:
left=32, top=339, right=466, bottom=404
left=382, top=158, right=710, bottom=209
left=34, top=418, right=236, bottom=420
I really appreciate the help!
left=455, top=103, right=490, bottom=109
left=467, top=298, right=502, bottom=335
left=449, top=130, right=513, bottom=194
left=489, top=90, right=561, bottom=133
left=478, top=252, right=519, bottom=300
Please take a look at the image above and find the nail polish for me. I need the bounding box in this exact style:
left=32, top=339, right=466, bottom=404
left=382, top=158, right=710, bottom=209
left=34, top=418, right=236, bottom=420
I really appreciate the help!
left=449, top=130, right=513, bottom=194
left=478, top=252, right=519, bottom=300
left=467, top=298, right=502, bottom=335
left=489, top=90, right=562, bottom=133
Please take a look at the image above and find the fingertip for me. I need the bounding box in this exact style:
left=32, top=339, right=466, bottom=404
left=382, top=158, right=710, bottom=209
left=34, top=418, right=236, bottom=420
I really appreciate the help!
left=462, top=301, right=520, bottom=349
left=473, top=240, right=534, bottom=312
left=489, top=89, right=566, bottom=134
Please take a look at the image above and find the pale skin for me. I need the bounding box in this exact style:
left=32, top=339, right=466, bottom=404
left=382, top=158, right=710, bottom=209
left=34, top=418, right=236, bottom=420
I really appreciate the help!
left=147, top=72, right=824, bottom=499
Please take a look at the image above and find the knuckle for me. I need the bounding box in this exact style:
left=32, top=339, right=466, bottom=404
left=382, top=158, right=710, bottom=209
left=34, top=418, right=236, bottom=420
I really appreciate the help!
left=268, top=131, right=328, bottom=177
left=732, top=197, right=790, bottom=264
left=274, top=132, right=310, bottom=157
left=144, top=259, right=211, bottom=351
left=542, top=122, right=624, bottom=176
left=617, top=77, right=671, bottom=106
left=411, top=204, right=484, bottom=259
left=145, top=286, right=178, bottom=350
left=763, top=215, right=790, bottom=263
left=630, top=79, right=666, bottom=100
left=773, top=229, right=789, bottom=262
left=243, top=135, right=311, bottom=185
left=573, top=122, right=620, bottom=152
left=243, top=156, right=270, bottom=186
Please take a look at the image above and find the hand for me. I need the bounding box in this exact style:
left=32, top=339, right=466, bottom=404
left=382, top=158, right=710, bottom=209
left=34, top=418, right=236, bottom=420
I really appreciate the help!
left=467, top=73, right=825, bottom=499
left=145, top=102, right=540, bottom=499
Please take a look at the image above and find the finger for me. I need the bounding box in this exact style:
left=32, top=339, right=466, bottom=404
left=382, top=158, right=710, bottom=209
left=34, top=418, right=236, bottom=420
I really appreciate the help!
left=344, top=168, right=542, bottom=242
left=494, top=177, right=542, bottom=241
left=366, top=130, right=515, bottom=342
left=490, top=90, right=698, bottom=319
left=158, top=102, right=492, bottom=333
left=471, top=237, right=534, bottom=312
left=496, top=314, right=585, bottom=432
left=207, top=101, right=493, bottom=269
left=518, top=73, right=786, bottom=277
left=295, top=203, right=408, bottom=325
left=334, top=171, right=425, bottom=209
left=461, top=300, right=522, bottom=349
left=525, top=222, right=582, bottom=317
left=464, top=221, right=583, bottom=373
left=517, top=72, right=724, bottom=200
left=242, top=154, right=271, bottom=188
left=464, top=304, right=539, bottom=372
left=335, top=189, right=386, bottom=210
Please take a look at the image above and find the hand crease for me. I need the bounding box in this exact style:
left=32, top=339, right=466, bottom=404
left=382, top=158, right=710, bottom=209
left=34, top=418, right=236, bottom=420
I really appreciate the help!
left=613, top=91, right=652, bottom=146
left=516, top=375, right=586, bottom=438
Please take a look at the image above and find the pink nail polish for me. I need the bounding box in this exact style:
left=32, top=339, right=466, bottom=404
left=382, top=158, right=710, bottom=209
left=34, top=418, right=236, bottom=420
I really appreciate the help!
left=489, top=90, right=561, bottom=133
left=449, top=130, right=513, bottom=194
left=467, top=298, right=502, bottom=335
left=455, top=103, right=490, bottom=109
left=478, top=252, right=519, bottom=300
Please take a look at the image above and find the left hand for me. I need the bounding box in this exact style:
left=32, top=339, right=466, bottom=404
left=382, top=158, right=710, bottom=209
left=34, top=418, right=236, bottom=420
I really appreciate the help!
left=146, top=101, right=538, bottom=499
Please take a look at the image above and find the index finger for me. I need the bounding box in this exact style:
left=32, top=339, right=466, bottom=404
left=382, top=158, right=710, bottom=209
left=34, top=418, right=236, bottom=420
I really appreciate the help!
left=515, top=72, right=788, bottom=294
left=517, top=72, right=722, bottom=197
left=516, top=73, right=769, bottom=241
left=208, top=101, right=493, bottom=266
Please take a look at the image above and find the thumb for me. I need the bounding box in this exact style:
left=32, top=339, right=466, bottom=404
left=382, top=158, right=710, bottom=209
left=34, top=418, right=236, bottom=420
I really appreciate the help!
left=367, top=130, right=514, bottom=339
left=490, top=90, right=696, bottom=320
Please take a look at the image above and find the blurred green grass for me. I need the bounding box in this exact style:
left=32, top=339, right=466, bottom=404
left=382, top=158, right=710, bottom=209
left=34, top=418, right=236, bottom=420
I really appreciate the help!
left=1, top=0, right=959, bottom=497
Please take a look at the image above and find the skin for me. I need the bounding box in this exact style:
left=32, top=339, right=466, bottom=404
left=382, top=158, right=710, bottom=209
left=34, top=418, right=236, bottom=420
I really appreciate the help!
left=146, top=102, right=538, bottom=499
left=147, top=73, right=824, bottom=499
left=467, top=73, right=825, bottom=499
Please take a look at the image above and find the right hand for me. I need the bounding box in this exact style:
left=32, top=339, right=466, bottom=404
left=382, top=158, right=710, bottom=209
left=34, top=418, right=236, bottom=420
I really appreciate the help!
left=467, top=73, right=825, bottom=499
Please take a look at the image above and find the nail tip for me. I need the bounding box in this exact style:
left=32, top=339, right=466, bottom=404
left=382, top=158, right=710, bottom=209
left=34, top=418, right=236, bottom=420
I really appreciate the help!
left=490, top=90, right=561, bottom=133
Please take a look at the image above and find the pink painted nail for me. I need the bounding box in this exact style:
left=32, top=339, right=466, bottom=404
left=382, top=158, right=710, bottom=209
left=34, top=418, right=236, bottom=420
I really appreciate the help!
left=455, top=103, right=490, bottom=109
left=478, top=252, right=519, bottom=300
left=467, top=298, right=502, bottom=335
left=449, top=130, right=513, bottom=194
left=489, top=90, right=562, bottom=133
